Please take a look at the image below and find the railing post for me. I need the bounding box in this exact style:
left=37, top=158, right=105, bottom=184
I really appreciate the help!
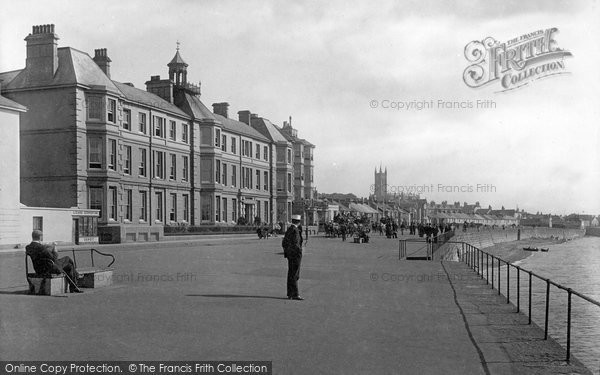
left=506, top=265, right=510, bottom=303
left=486, top=253, right=489, bottom=285
left=461, top=242, right=465, bottom=263
left=528, top=272, right=532, bottom=325
left=544, top=280, right=550, bottom=340
left=498, top=259, right=501, bottom=295
left=491, top=256, right=494, bottom=289
left=91, top=249, right=95, bottom=267
left=516, top=267, right=520, bottom=313
left=566, top=289, right=572, bottom=362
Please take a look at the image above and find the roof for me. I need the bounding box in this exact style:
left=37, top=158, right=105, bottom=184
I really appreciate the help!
left=3, top=48, right=119, bottom=92
left=213, top=113, right=270, bottom=142
left=299, top=138, right=315, bottom=147
left=349, top=203, right=379, bottom=214
left=0, top=95, right=27, bottom=112
left=0, top=69, right=22, bottom=85
left=168, top=50, right=188, bottom=66
left=179, top=92, right=216, bottom=121
left=251, top=117, right=290, bottom=143
left=113, top=81, right=188, bottom=117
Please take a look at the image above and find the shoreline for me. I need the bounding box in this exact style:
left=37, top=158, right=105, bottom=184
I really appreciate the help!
left=480, top=238, right=563, bottom=264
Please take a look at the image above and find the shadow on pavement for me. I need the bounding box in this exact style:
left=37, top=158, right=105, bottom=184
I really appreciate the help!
left=187, top=294, right=289, bottom=300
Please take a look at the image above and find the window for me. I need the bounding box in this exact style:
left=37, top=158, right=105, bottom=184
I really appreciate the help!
left=287, top=173, right=292, bottom=193
left=201, top=193, right=211, bottom=221
left=232, top=166, right=237, bottom=187
left=139, top=148, right=147, bottom=176
left=255, top=169, right=260, bottom=190
left=123, top=109, right=131, bottom=130
left=231, top=138, right=237, bottom=154
left=287, top=149, right=291, bottom=164
left=154, top=151, right=164, bottom=179
left=108, top=139, right=116, bottom=170
left=215, top=196, right=221, bottom=222
left=257, top=201, right=261, bottom=222
left=88, top=137, right=102, bottom=169
left=215, top=160, right=221, bottom=183
left=232, top=199, right=237, bottom=222
left=182, top=156, right=189, bottom=182
left=155, top=192, right=163, bottom=222
left=124, top=146, right=131, bottom=175
left=277, top=175, right=284, bottom=192
left=264, top=201, right=269, bottom=223
left=170, top=193, right=177, bottom=222
left=255, top=143, right=260, bottom=159
left=182, top=123, right=188, bottom=143
left=107, top=99, right=116, bottom=123
left=215, top=128, right=221, bottom=147
left=169, top=120, right=176, bottom=140
left=169, top=153, right=176, bottom=180
left=200, top=159, right=212, bottom=183
left=263, top=146, right=268, bottom=161
left=183, top=194, right=189, bottom=222
left=222, top=198, right=227, bottom=223
left=124, top=189, right=132, bottom=221
left=108, top=186, right=117, bottom=220
left=33, top=216, right=43, bottom=232
left=139, top=113, right=147, bottom=134
left=221, top=135, right=226, bottom=152
left=140, top=191, right=147, bottom=221
left=249, top=142, right=253, bottom=158
left=87, top=96, right=102, bottom=120
left=89, top=187, right=103, bottom=219
left=222, top=163, right=227, bottom=186
left=154, top=116, right=165, bottom=138
left=264, top=171, right=268, bottom=190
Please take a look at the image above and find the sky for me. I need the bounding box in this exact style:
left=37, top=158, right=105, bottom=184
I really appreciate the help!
left=1, top=0, right=599, bottom=215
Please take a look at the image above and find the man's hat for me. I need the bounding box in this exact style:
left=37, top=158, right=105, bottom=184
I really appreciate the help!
left=291, top=214, right=301, bottom=221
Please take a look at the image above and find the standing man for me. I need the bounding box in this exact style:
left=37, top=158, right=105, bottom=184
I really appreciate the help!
left=282, top=215, right=304, bottom=300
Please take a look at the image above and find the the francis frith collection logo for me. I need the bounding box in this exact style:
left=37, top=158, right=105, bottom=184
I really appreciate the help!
left=463, top=28, right=572, bottom=92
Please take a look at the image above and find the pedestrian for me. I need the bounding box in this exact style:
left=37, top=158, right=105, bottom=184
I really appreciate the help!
left=282, top=215, right=304, bottom=300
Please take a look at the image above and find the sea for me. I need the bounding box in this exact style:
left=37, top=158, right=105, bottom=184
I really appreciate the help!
left=509, top=236, right=600, bottom=373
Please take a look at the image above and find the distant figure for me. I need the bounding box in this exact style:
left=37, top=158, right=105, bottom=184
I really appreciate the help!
left=282, top=215, right=304, bottom=300
left=26, top=230, right=82, bottom=293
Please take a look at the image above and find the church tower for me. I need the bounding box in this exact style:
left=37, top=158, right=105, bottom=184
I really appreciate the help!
left=374, top=165, right=387, bottom=202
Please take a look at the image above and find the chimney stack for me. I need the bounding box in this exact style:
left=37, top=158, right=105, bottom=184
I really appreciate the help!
left=238, top=110, right=251, bottom=125
left=145, top=75, right=174, bottom=104
left=212, top=102, right=230, bottom=118
left=25, top=24, right=59, bottom=82
left=93, top=48, right=112, bottom=78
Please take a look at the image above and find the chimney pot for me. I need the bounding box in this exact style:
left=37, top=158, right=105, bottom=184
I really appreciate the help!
left=212, top=102, right=230, bottom=118
left=92, top=48, right=111, bottom=78
left=238, top=110, right=251, bottom=125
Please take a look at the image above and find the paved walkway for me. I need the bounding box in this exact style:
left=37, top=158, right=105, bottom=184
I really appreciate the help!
left=0, top=235, right=591, bottom=374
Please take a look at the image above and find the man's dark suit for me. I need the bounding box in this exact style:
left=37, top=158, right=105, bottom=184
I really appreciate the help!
left=283, top=224, right=303, bottom=298
left=26, top=241, right=79, bottom=292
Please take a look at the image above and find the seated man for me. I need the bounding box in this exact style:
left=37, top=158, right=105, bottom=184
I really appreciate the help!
left=25, top=230, right=82, bottom=293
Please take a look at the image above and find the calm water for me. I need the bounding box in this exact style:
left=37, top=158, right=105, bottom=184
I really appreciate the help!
left=507, top=236, right=600, bottom=373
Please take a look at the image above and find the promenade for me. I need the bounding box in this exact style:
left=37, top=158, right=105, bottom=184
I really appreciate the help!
left=0, top=235, right=591, bottom=374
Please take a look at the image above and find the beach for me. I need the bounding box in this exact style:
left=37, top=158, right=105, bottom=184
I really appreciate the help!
left=481, top=238, right=562, bottom=264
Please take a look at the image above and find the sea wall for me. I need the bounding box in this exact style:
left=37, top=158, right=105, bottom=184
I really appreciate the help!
left=436, top=227, right=585, bottom=260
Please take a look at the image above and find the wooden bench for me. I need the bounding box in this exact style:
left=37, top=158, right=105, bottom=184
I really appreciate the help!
left=25, top=248, right=115, bottom=295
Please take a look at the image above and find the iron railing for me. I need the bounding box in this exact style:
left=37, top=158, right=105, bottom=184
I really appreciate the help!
left=456, top=241, right=600, bottom=363
left=58, top=248, right=115, bottom=268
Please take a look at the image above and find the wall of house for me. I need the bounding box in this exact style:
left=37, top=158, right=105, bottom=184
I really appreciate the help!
left=0, top=108, right=22, bottom=246
left=7, top=87, right=80, bottom=208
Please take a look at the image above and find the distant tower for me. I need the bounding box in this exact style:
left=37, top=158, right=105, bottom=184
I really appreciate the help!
left=374, top=165, right=387, bottom=202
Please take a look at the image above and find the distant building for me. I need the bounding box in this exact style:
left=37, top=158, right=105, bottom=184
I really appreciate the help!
left=0, top=24, right=316, bottom=242
left=373, top=165, right=387, bottom=203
